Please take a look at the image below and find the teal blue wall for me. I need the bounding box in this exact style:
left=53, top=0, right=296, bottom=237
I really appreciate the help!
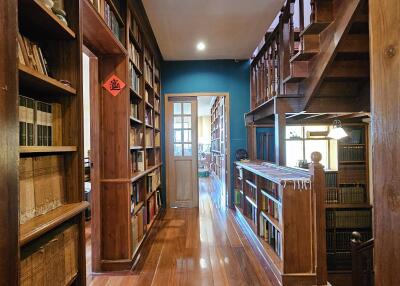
left=161, top=60, right=250, bottom=205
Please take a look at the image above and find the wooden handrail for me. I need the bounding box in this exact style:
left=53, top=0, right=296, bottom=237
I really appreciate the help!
left=351, top=231, right=374, bottom=286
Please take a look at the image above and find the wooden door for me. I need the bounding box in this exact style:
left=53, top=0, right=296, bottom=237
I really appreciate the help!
left=166, top=96, right=198, bottom=208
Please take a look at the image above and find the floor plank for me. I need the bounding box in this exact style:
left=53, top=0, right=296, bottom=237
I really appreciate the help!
left=87, top=176, right=276, bottom=286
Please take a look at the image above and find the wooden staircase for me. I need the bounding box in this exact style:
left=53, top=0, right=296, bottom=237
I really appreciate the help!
left=248, top=0, right=370, bottom=123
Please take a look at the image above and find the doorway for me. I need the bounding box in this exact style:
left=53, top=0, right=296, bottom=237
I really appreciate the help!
left=165, top=93, right=230, bottom=208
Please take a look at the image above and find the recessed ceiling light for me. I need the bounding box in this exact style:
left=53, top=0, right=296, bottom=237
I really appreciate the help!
left=196, top=42, right=206, bottom=51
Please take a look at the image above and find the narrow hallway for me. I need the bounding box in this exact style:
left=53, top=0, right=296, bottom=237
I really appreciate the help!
left=88, top=177, right=275, bottom=286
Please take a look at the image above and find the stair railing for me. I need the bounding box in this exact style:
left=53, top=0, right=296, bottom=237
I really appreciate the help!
left=351, top=231, right=374, bottom=286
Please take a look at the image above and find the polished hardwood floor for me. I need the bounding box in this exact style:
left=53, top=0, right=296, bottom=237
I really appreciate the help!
left=86, top=177, right=276, bottom=285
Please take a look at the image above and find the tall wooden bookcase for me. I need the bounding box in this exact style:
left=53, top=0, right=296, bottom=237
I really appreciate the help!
left=1, top=0, right=88, bottom=285
left=82, top=0, right=163, bottom=272
left=211, top=97, right=226, bottom=183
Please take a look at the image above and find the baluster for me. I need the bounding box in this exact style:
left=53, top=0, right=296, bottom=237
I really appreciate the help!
left=310, top=0, right=316, bottom=24
left=299, top=0, right=305, bottom=31
left=289, top=1, right=295, bottom=57
left=275, top=40, right=280, bottom=96
left=267, top=47, right=272, bottom=99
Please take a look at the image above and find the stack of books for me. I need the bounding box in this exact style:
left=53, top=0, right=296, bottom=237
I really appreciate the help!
left=104, top=1, right=121, bottom=41
left=18, top=34, right=49, bottom=75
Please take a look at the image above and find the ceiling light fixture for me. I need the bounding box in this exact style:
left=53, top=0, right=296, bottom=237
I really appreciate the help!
left=196, top=41, right=206, bottom=51
left=328, top=119, right=348, bottom=140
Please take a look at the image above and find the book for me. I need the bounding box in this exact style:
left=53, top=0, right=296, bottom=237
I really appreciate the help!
left=19, top=158, right=35, bottom=224
left=137, top=151, right=144, bottom=172
left=19, top=34, right=49, bottom=75
left=19, top=96, right=27, bottom=146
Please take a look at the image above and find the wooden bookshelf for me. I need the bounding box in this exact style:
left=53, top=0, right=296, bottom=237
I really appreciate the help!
left=12, top=0, right=88, bottom=285
left=234, top=157, right=328, bottom=285
left=325, top=124, right=372, bottom=272
left=210, top=97, right=226, bottom=183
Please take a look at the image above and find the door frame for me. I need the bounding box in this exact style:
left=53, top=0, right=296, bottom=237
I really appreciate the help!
left=164, top=92, right=231, bottom=208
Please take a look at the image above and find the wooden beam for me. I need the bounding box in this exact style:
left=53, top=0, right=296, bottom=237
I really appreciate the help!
left=274, top=113, right=286, bottom=166
left=306, top=97, right=369, bottom=113
left=302, top=0, right=364, bottom=109
left=370, top=0, right=400, bottom=285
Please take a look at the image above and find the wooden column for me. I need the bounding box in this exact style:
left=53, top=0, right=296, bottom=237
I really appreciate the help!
left=0, top=0, right=19, bottom=284
left=309, top=152, right=327, bottom=285
left=370, top=0, right=400, bottom=285
left=274, top=112, right=286, bottom=165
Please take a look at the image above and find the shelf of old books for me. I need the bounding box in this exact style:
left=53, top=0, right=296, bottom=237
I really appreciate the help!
left=17, top=0, right=87, bottom=285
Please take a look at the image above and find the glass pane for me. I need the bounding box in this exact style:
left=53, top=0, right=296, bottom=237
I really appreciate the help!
left=174, top=130, right=182, bottom=143
left=286, top=140, right=304, bottom=168
left=183, top=116, right=191, bottom=128
left=286, top=126, right=303, bottom=139
left=173, top=103, right=182, bottom=115
left=174, top=144, right=182, bottom=156
left=183, top=102, right=191, bottom=114
left=174, top=116, right=182, bottom=129
left=183, top=144, right=192, bottom=156
left=305, top=140, right=329, bottom=168
left=183, top=130, right=192, bottom=143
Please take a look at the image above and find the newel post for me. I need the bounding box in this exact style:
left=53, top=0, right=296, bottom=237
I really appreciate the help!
left=310, top=152, right=328, bottom=285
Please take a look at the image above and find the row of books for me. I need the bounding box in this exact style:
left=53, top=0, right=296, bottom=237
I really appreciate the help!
left=146, top=128, right=154, bottom=147
left=259, top=215, right=282, bottom=258
left=260, top=196, right=281, bottom=222
left=129, top=61, right=141, bottom=94
left=19, top=96, right=61, bottom=146
left=154, top=66, right=160, bottom=80
left=325, top=172, right=338, bottom=188
left=129, top=41, right=140, bottom=69
left=104, top=1, right=121, bottom=41
left=130, top=101, right=139, bottom=119
left=18, top=33, right=49, bottom=76
left=155, top=132, right=161, bottom=147
left=145, top=108, right=153, bottom=126
left=234, top=189, right=243, bottom=206
left=130, top=181, right=142, bottom=213
left=154, top=98, right=160, bottom=112
left=326, top=209, right=372, bottom=229
left=326, top=185, right=366, bottom=204
left=338, top=165, right=366, bottom=184
left=338, top=145, right=365, bottom=162
left=147, top=169, right=161, bottom=194
left=154, top=149, right=161, bottom=165
left=130, top=151, right=144, bottom=175
left=131, top=207, right=145, bottom=253
left=326, top=230, right=371, bottom=252
left=154, top=114, right=160, bottom=129
left=245, top=199, right=257, bottom=226
left=327, top=252, right=352, bottom=271
left=19, top=156, right=64, bottom=224
left=130, top=127, right=143, bottom=147
left=144, top=47, right=152, bottom=67
left=20, top=224, right=78, bottom=285
left=130, top=16, right=142, bottom=47
left=144, top=62, right=153, bottom=86
left=154, top=81, right=160, bottom=94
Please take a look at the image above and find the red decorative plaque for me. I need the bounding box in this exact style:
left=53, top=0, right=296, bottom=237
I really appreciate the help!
left=103, top=74, right=126, bottom=97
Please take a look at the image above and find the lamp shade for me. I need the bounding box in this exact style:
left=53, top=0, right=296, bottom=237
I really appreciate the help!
left=328, top=121, right=348, bottom=140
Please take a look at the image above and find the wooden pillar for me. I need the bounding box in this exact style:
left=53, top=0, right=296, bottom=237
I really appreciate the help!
left=309, top=152, right=327, bottom=285
left=370, top=0, right=400, bottom=285
left=0, top=1, right=19, bottom=285
left=274, top=112, right=286, bottom=165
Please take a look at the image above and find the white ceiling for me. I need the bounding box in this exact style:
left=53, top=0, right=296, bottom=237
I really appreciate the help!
left=143, top=0, right=285, bottom=60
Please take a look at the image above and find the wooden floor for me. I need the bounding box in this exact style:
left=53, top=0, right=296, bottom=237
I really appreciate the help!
left=86, top=177, right=276, bottom=286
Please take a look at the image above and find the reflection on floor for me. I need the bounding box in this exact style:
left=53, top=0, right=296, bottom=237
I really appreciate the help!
left=86, top=177, right=275, bottom=285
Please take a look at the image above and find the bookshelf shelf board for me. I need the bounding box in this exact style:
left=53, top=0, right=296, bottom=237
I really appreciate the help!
left=154, top=91, right=160, bottom=98
left=260, top=189, right=282, bottom=205
left=211, top=150, right=221, bottom=154
left=19, top=146, right=78, bottom=154
left=145, top=124, right=153, bottom=128
left=65, top=274, right=78, bottom=286
left=260, top=210, right=282, bottom=231
left=82, top=0, right=127, bottom=55
left=145, top=57, right=153, bottom=68
left=339, top=143, right=366, bottom=146
left=338, top=161, right=366, bottom=164
left=130, top=117, right=143, bottom=125
left=145, top=101, right=154, bottom=109
left=146, top=189, right=157, bottom=201
left=19, top=64, right=77, bottom=96
left=245, top=195, right=257, bottom=208
left=130, top=146, right=143, bottom=150
left=20, top=202, right=89, bottom=246
left=145, top=80, right=153, bottom=89
left=245, top=179, right=257, bottom=189
left=131, top=171, right=148, bottom=182
left=18, top=0, right=76, bottom=40
left=146, top=146, right=154, bottom=149
left=325, top=203, right=372, bottom=209
left=129, top=58, right=142, bottom=75
left=130, top=87, right=142, bottom=100
left=129, top=29, right=143, bottom=52
left=154, top=110, right=160, bottom=115
left=132, top=201, right=144, bottom=216
left=154, top=128, right=160, bottom=132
